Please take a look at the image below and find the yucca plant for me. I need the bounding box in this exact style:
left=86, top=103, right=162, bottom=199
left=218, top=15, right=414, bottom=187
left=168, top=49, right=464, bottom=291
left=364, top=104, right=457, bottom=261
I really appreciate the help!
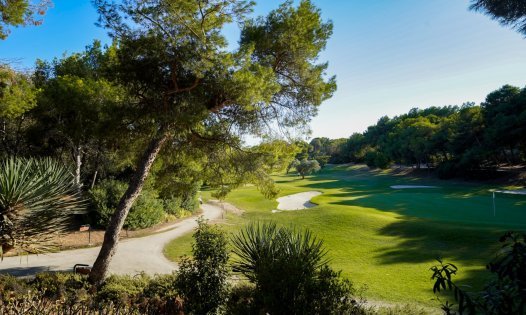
left=0, top=157, right=85, bottom=256
left=231, top=222, right=328, bottom=281
left=231, top=222, right=332, bottom=314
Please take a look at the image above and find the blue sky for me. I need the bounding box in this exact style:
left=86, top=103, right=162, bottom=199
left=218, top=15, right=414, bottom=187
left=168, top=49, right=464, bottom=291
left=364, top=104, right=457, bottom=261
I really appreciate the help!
left=2, top=0, right=526, bottom=140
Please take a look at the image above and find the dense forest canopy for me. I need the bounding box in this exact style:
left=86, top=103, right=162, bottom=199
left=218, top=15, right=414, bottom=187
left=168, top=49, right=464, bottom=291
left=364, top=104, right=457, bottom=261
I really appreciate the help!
left=306, top=84, right=526, bottom=177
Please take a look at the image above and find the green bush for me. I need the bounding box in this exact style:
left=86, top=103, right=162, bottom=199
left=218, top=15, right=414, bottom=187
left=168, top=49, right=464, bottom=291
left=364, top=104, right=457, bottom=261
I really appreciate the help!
left=90, top=179, right=165, bottom=230
left=126, top=189, right=165, bottom=229
left=225, top=283, right=257, bottom=315
left=157, top=179, right=201, bottom=214
left=30, top=272, right=88, bottom=300
left=0, top=272, right=184, bottom=314
left=0, top=274, right=30, bottom=301
left=163, top=197, right=192, bottom=218
left=303, top=265, right=363, bottom=314
left=175, top=218, right=230, bottom=315
left=163, top=197, right=182, bottom=216
left=142, top=273, right=177, bottom=300
left=96, top=273, right=151, bottom=304
left=180, top=181, right=201, bottom=212
left=365, top=151, right=390, bottom=169
left=364, top=304, right=428, bottom=315
left=231, top=222, right=363, bottom=314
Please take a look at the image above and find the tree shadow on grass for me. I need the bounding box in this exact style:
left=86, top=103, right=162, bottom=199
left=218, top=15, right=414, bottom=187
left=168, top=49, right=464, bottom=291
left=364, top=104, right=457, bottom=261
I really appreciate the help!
left=375, top=217, right=507, bottom=299
left=375, top=218, right=504, bottom=265
left=304, top=177, right=525, bottom=227
left=286, top=167, right=521, bottom=303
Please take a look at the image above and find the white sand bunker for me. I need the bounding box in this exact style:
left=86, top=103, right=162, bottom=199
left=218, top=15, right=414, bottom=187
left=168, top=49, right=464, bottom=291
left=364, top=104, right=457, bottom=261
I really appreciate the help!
left=272, top=191, right=322, bottom=213
left=391, top=185, right=438, bottom=189
left=493, top=190, right=526, bottom=195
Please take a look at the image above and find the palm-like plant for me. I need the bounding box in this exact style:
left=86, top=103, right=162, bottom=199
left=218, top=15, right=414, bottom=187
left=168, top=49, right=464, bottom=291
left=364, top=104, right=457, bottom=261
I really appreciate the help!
left=231, top=222, right=330, bottom=313
left=232, top=222, right=328, bottom=280
left=0, top=157, right=85, bottom=256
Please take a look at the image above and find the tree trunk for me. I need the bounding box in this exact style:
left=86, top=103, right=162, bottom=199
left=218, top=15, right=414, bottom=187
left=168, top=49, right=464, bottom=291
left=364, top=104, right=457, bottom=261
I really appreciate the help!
left=90, top=170, right=98, bottom=190
left=88, top=129, right=171, bottom=285
left=75, top=145, right=82, bottom=189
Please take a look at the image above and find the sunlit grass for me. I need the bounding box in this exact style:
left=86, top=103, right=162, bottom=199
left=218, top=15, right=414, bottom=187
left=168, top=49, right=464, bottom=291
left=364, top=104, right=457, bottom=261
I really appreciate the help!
left=165, top=165, right=526, bottom=307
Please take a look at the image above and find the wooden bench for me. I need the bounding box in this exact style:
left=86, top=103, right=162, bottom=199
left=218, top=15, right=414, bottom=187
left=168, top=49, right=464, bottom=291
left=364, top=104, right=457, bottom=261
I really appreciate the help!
left=73, top=264, right=92, bottom=275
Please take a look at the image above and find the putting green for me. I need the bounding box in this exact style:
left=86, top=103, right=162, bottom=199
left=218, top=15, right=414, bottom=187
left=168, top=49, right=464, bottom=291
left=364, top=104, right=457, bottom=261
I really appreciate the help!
left=165, top=164, right=526, bottom=307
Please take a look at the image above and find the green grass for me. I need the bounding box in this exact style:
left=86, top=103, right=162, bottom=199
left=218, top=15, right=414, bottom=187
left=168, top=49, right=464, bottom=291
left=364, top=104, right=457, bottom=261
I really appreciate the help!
left=165, top=164, right=526, bottom=307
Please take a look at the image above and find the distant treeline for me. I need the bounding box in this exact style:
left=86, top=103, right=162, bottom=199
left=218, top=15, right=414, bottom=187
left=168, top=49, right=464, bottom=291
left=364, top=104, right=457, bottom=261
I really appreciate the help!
left=307, top=84, right=526, bottom=178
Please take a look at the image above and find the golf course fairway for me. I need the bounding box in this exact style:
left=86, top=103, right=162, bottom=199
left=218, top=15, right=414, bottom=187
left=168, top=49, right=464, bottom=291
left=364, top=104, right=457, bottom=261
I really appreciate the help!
left=165, top=164, right=526, bottom=307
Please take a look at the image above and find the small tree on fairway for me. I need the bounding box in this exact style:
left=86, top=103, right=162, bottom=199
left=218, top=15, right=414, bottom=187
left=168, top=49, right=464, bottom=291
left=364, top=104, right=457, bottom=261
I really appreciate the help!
left=88, top=0, right=336, bottom=284
left=287, top=159, right=300, bottom=174
left=295, top=159, right=321, bottom=179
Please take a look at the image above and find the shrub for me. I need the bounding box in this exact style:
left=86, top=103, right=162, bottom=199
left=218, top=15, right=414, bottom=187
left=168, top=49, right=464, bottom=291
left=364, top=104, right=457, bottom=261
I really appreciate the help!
left=303, top=265, right=363, bottom=314
left=90, top=179, right=165, bottom=230
left=96, top=273, right=151, bottom=304
left=180, top=181, right=201, bottom=213
left=0, top=292, right=137, bottom=314
left=158, top=180, right=201, bottom=214
left=431, top=232, right=526, bottom=315
left=175, top=218, right=230, bottom=315
left=142, top=273, right=178, bottom=300
left=163, top=197, right=193, bottom=218
left=0, top=272, right=184, bottom=314
left=0, top=274, right=30, bottom=301
left=225, top=283, right=257, bottom=315
left=231, top=222, right=362, bottom=314
left=135, top=273, right=180, bottom=314
left=365, top=151, right=390, bottom=169
left=163, top=197, right=182, bottom=216
left=30, top=272, right=88, bottom=300
left=125, top=189, right=165, bottom=229
left=365, top=304, right=428, bottom=315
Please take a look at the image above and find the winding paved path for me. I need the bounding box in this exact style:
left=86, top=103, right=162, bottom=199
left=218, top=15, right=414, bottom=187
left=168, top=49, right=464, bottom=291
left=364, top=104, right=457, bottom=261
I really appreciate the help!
left=0, top=203, right=222, bottom=277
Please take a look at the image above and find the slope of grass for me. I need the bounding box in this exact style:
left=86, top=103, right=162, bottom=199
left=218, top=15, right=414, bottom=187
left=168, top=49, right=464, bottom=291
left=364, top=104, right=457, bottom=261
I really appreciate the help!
left=165, top=164, right=526, bottom=307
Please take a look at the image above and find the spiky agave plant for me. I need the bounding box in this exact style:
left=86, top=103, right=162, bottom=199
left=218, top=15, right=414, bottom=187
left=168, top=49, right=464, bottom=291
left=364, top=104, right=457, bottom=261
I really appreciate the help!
left=231, top=222, right=330, bottom=313
left=0, top=157, right=85, bottom=256
left=231, top=222, right=328, bottom=281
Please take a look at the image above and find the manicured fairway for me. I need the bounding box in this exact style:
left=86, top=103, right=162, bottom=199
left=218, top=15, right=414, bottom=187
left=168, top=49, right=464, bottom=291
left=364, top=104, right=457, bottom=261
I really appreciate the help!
left=165, top=164, right=526, bottom=307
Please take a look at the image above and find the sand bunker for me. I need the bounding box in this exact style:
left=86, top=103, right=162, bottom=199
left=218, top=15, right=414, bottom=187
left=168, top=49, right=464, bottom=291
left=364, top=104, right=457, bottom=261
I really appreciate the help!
left=390, top=185, right=438, bottom=189
left=273, top=191, right=322, bottom=212
left=493, top=190, right=526, bottom=195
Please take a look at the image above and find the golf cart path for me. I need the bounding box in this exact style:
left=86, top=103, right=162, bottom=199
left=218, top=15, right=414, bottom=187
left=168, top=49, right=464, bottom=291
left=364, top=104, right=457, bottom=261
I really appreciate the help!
left=0, top=203, right=222, bottom=277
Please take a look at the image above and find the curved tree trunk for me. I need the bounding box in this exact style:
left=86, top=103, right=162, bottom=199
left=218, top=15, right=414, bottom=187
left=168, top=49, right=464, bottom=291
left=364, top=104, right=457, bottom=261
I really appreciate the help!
left=88, top=129, right=171, bottom=285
